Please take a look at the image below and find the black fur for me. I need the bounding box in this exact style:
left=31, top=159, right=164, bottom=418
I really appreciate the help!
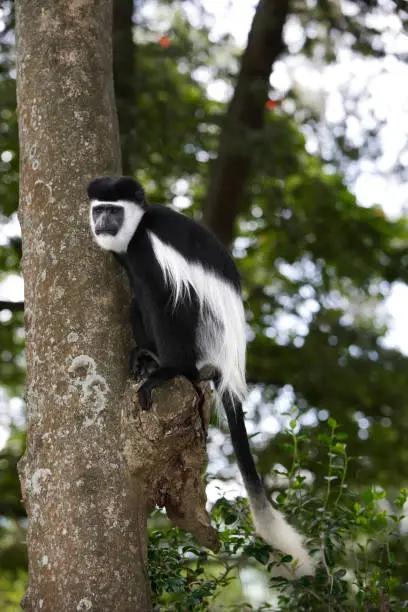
left=88, top=176, right=146, bottom=205
left=116, top=237, right=201, bottom=405
left=89, top=176, right=240, bottom=406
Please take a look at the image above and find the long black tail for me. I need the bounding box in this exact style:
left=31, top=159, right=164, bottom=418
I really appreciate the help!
left=222, top=392, right=263, bottom=497
left=221, top=391, right=315, bottom=578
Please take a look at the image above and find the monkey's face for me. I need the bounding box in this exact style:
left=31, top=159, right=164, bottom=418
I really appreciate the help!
left=88, top=176, right=146, bottom=254
left=92, top=204, right=124, bottom=236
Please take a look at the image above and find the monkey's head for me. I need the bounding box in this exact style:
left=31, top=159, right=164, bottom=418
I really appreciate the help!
left=88, top=176, right=146, bottom=253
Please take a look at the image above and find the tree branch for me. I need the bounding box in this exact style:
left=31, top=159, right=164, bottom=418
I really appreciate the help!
left=123, top=377, right=218, bottom=551
left=203, top=0, right=290, bottom=245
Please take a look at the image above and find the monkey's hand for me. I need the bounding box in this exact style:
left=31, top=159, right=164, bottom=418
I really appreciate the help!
left=129, top=347, right=160, bottom=379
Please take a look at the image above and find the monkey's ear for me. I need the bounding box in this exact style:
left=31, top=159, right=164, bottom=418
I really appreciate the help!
left=115, top=176, right=145, bottom=204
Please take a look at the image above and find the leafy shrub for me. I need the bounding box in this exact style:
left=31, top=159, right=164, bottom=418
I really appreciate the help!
left=148, top=418, right=408, bottom=610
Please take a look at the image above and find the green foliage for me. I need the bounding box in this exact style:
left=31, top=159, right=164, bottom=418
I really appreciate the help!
left=0, top=570, right=26, bottom=612
left=149, top=525, right=239, bottom=610
left=0, top=2, right=19, bottom=221
left=0, top=428, right=27, bottom=611
left=0, top=428, right=26, bottom=522
left=149, top=421, right=408, bottom=610
left=0, top=2, right=24, bottom=398
left=0, top=308, right=24, bottom=397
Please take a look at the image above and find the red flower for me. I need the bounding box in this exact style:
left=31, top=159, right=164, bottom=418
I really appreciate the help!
left=159, top=36, right=171, bottom=48
left=265, top=99, right=282, bottom=110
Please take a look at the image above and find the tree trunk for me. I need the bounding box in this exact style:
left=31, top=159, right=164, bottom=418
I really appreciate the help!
left=15, top=1, right=151, bottom=609
left=203, top=0, right=290, bottom=246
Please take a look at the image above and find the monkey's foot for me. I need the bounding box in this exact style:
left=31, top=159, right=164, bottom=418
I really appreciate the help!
left=129, top=347, right=160, bottom=379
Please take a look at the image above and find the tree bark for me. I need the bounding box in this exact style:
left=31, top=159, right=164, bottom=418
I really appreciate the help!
left=15, top=1, right=151, bottom=609
left=203, top=0, right=290, bottom=246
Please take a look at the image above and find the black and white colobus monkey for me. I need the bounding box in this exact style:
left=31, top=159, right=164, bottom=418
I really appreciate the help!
left=88, top=176, right=314, bottom=577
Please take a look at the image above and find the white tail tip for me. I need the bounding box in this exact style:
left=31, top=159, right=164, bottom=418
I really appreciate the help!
left=249, top=493, right=316, bottom=579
